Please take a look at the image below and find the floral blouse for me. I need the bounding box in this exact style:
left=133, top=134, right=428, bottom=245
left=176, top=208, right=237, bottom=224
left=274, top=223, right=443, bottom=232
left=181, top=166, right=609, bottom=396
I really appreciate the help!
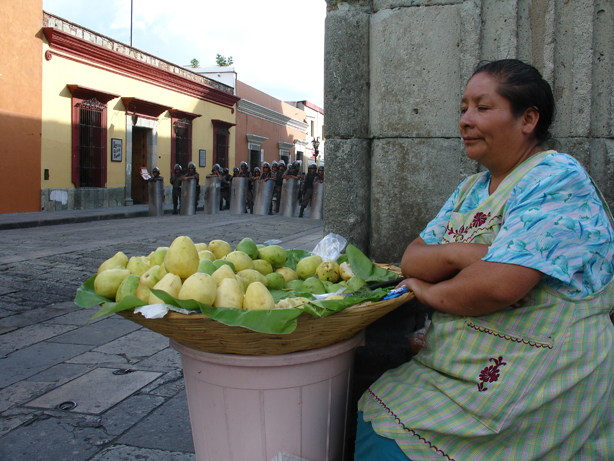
left=420, top=152, right=614, bottom=298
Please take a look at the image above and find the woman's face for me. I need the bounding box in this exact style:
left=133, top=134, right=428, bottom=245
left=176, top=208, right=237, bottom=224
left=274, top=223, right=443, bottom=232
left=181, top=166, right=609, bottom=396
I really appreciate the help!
left=460, top=73, right=527, bottom=169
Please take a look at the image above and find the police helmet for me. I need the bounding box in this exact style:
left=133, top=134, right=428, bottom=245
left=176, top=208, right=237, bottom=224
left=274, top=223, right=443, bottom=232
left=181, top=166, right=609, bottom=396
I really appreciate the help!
left=254, top=167, right=261, bottom=174
left=309, top=163, right=317, bottom=170
left=271, top=161, right=278, bottom=168
left=223, top=168, right=229, bottom=174
left=279, top=160, right=286, bottom=168
left=188, top=162, right=196, bottom=170
left=263, top=162, right=270, bottom=169
left=152, top=167, right=160, bottom=175
left=174, top=164, right=182, bottom=172
left=318, top=165, right=324, bottom=171
left=213, top=164, right=221, bottom=172
left=233, top=167, right=239, bottom=173
left=240, top=161, right=248, bottom=170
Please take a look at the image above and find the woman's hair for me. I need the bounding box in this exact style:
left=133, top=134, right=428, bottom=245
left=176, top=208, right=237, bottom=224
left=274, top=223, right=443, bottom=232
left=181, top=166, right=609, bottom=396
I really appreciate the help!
left=472, top=59, right=555, bottom=144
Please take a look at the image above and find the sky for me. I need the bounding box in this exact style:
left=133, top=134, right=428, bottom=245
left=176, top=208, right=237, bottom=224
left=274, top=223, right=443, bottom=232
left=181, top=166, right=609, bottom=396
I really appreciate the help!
left=42, top=0, right=326, bottom=107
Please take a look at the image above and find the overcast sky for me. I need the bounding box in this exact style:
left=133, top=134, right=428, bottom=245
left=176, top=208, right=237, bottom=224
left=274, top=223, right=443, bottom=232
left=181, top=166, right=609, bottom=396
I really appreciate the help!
left=43, top=0, right=326, bottom=107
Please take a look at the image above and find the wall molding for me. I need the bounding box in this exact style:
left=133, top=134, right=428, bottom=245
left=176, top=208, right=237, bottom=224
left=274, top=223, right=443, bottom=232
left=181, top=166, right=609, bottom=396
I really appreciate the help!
left=237, top=99, right=309, bottom=132
left=42, top=26, right=240, bottom=110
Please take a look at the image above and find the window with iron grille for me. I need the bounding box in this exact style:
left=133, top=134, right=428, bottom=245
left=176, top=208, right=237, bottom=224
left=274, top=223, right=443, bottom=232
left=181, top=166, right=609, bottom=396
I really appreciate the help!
left=211, top=119, right=235, bottom=170
left=172, top=118, right=192, bottom=171
left=215, top=129, right=229, bottom=169
left=72, top=97, right=107, bottom=188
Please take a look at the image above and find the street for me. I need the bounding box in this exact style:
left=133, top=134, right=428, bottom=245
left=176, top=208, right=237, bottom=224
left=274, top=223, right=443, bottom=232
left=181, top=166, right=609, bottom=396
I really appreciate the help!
left=0, top=211, right=325, bottom=460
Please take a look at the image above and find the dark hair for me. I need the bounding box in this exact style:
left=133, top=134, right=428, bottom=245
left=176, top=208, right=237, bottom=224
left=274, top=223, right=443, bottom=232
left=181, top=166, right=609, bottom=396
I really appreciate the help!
left=472, top=59, right=555, bottom=144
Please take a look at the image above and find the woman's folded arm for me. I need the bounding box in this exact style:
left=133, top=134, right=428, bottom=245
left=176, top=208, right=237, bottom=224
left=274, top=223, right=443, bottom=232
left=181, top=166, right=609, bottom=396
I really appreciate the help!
left=403, top=260, right=543, bottom=317
left=401, top=237, right=490, bottom=283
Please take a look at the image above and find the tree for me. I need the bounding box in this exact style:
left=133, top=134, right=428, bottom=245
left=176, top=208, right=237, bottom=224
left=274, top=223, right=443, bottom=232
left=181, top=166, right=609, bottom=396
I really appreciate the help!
left=216, top=54, right=234, bottom=67
left=190, top=58, right=200, bottom=68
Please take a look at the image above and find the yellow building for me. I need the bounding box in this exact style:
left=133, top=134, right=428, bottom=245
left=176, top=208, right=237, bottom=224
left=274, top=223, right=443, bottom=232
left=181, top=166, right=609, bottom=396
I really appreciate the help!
left=40, top=12, right=239, bottom=210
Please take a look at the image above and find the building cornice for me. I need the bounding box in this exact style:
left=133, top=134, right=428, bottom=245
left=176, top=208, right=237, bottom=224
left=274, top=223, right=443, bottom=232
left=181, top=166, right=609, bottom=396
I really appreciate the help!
left=66, top=85, right=119, bottom=104
left=237, top=99, right=308, bottom=132
left=246, top=134, right=268, bottom=145
left=42, top=25, right=241, bottom=110
left=122, top=97, right=173, bottom=119
left=278, top=141, right=295, bottom=150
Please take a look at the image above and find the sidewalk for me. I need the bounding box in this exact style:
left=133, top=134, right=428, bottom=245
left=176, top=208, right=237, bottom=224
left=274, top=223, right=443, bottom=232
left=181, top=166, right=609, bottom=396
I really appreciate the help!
left=0, top=204, right=176, bottom=230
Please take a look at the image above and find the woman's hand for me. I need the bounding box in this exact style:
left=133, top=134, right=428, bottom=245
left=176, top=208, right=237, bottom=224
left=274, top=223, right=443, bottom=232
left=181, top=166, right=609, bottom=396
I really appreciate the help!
left=401, top=237, right=489, bottom=283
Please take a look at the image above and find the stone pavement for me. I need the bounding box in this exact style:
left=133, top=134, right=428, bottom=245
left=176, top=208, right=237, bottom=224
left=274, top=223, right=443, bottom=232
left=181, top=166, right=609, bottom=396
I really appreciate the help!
left=0, top=206, right=422, bottom=461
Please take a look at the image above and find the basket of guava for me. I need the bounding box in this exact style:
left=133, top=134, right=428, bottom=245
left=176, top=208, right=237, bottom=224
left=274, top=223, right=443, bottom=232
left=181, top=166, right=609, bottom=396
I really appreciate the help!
left=75, top=236, right=413, bottom=355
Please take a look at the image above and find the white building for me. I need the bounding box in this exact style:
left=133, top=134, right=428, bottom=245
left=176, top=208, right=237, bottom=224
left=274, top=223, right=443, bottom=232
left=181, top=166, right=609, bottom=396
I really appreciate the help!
left=187, top=66, right=237, bottom=95
left=286, top=100, right=325, bottom=166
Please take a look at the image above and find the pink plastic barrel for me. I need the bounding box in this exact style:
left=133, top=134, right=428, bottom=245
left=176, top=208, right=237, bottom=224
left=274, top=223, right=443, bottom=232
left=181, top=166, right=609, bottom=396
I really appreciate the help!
left=170, top=331, right=365, bottom=461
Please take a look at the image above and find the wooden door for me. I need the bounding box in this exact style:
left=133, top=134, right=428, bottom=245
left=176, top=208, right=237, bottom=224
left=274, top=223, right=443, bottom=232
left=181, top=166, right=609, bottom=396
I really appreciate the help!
left=131, top=128, right=148, bottom=204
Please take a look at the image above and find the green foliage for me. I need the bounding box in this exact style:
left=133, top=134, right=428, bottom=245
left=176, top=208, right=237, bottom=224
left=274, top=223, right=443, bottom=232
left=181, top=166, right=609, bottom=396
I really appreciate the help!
left=346, top=244, right=399, bottom=282
left=190, top=58, right=200, bottom=68
left=216, top=54, right=233, bottom=67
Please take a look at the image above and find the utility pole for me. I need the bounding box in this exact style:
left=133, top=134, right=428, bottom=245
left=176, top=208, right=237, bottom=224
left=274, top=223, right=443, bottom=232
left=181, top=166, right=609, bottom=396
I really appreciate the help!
left=130, top=0, right=133, bottom=47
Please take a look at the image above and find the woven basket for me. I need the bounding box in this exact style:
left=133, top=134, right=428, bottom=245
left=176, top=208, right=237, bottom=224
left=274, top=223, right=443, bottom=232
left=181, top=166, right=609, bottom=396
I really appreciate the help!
left=118, top=264, right=413, bottom=355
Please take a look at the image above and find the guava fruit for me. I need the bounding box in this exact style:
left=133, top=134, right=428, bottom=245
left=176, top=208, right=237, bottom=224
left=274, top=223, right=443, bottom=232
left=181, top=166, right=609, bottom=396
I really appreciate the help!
left=315, top=260, right=340, bottom=283
left=197, top=259, right=217, bottom=275
left=243, top=282, right=275, bottom=310
left=94, top=268, right=131, bottom=300
left=224, top=251, right=254, bottom=272
left=296, top=255, right=323, bottom=280
left=115, top=274, right=140, bottom=302
left=178, top=272, right=217, bottom=306
left=97, top=252, right=128, bottom=274
left=265, top=272, right=286, bottom=290
left=149, top=273, right=182, bottom=304
left=301, top=277, right=326, bottom=294
left=235, top=237, right=259, bottom=260
left=236, top=269, right=269, bottom=287
left=209, top=240, right=232, bottom=259
left=258, top=245, right=287, bottom=269
left=164, top=236, right=199, bottom=279
left=275, top=267, right=299, bottom=283
left=253, top=259, right=273, bottom=276
left=214, top=278, right=243, bottom=309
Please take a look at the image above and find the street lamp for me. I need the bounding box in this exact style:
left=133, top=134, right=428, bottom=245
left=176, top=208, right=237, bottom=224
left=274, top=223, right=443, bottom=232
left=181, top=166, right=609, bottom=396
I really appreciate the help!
left=312, top=137, right=320, bottom=161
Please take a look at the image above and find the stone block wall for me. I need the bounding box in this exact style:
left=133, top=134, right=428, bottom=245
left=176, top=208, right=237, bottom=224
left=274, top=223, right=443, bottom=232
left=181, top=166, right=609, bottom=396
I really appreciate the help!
left=40, top=186, right=187, bottom=211
left=41, top=188, right=126, bottom=211
left=324, top=0, right=614, bottom=263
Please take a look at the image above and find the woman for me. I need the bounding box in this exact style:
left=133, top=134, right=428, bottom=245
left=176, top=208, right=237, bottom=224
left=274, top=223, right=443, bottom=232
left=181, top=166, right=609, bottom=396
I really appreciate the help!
left=356, top=60, right=614, bottom=460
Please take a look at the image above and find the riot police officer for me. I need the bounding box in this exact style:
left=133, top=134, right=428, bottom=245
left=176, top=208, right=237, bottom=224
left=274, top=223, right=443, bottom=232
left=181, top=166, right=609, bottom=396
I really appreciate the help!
left=221, top=167, right=231, bottom=210
left=260, top=162, right=272, bottom=180
left=315, top=165, right=324, bottom=183
left=283, top=161, right=300, bottom=179
left=299, top=163, right=318, bottom=218
left=271, top=160, right=285, bottom=214
left=182, top=161, right=200, bottom=213
left=170, top=164, right=183, bottom=214
left=207, top=164, right=228, bottom=211
left=238, top=161, right=253, bottom=213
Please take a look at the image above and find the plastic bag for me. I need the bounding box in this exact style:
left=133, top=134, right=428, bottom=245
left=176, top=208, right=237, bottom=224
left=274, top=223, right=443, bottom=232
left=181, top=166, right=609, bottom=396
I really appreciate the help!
left=312, top=233, right=347, bottom=261
left=409, top=315, right=431, bottom=354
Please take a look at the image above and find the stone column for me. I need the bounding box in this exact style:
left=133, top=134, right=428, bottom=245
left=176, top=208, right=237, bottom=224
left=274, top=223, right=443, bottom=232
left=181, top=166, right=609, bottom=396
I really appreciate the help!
left=324, top=1, right=372, bottom=253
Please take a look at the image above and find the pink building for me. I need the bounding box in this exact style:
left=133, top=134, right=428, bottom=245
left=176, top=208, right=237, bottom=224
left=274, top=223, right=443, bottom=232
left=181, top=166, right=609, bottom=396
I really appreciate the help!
left=234, top=81, right=309, bottom=171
